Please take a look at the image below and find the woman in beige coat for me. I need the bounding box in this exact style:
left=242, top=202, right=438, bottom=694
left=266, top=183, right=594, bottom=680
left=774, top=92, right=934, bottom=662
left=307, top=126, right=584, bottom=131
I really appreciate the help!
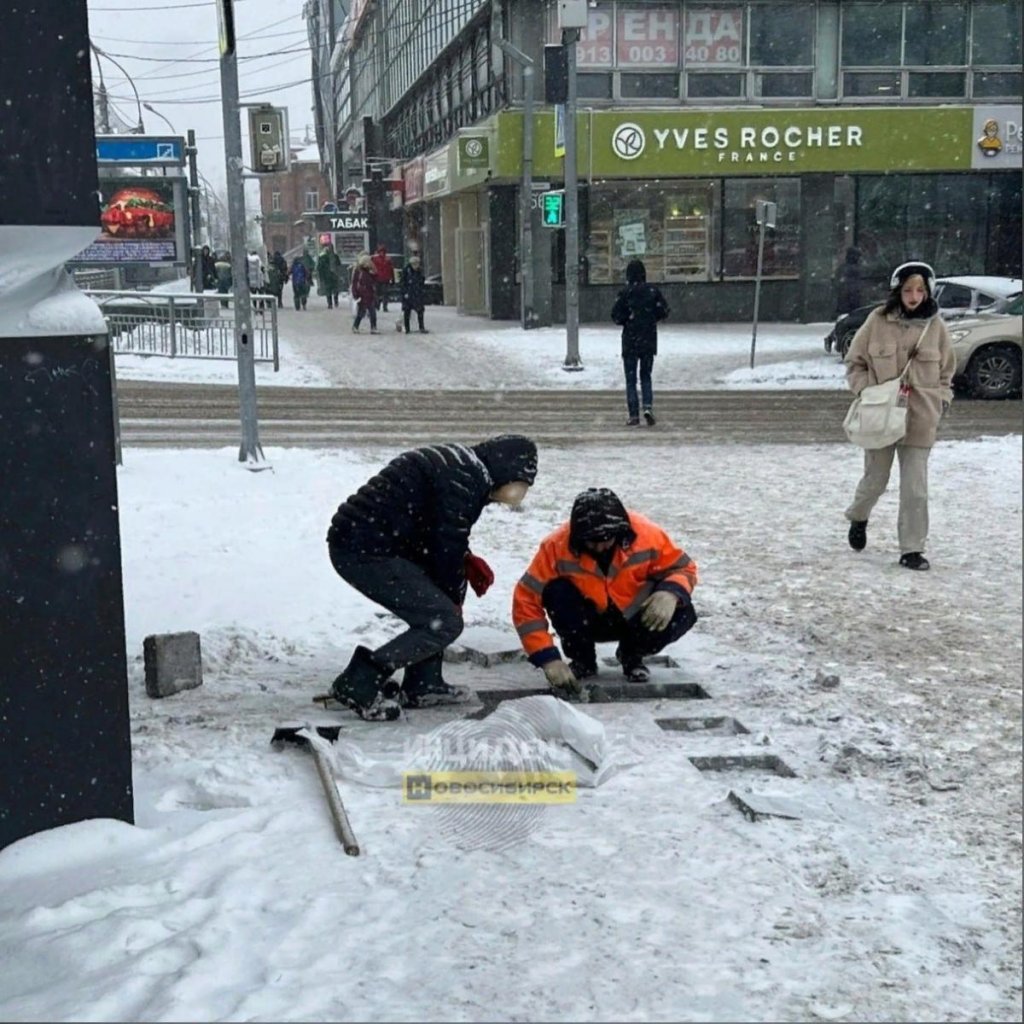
left=844, top=261, right=956, bottom=570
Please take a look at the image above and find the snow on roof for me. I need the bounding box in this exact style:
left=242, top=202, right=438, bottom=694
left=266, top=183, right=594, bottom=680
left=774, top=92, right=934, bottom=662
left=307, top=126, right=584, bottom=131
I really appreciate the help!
left=291, top=143, right=321, bottom=163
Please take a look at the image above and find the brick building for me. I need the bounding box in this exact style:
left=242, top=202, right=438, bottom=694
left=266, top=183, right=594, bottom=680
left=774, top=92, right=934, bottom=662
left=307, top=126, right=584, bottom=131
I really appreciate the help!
left=257, top=143, right=333, bottom=257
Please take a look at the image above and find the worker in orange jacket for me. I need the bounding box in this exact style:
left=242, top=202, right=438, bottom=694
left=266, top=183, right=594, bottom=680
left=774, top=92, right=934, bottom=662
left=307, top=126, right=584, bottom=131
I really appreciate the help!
left=512, top=488, right=698, bottom=695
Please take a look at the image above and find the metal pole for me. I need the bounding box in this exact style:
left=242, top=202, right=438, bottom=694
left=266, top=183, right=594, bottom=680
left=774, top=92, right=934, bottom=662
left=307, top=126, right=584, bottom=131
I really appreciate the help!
left=750, top=220, right=766, bottom=370
left=562, top=28, right=582, bottom=370
left=521, top=60, right=535, bottom=329
left=496, top=39, right=535, bottom=331
left=187, top=129, right=204, bottom=292
left=219, top=4, right=266, bottom=467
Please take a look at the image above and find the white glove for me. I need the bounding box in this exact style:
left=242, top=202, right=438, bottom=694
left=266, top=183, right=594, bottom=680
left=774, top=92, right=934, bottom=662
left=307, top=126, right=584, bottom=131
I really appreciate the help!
left=640, top=590, right=678, bottom=631
left=543, top=660, right=581, bottom=694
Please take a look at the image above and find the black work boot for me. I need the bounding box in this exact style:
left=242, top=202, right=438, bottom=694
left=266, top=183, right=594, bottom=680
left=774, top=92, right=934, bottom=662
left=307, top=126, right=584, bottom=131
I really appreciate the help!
left=331, top=646, right=401, bottom=721
left=899, top=552, right=930, bottom=571
left=400, top=654, right=471, bottom=709
left=848, top=520, right=868, bottom=551
left=616, top=645, right=650, bottom=683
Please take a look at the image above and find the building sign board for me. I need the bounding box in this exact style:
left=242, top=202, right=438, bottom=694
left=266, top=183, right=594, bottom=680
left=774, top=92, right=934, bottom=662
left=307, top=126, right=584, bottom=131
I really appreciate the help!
left=424, top=147, right=450, bottom=197
left=403, top=157, right=425, bottom=204
left=458, top=135, right=490, bottom=172
left=308, top=212, right=370, bottom=231
left=498, top=106, right=1019, bottom=179
left=617, top=5, right=679, bottom=67
left=96, top=135, right=185, bottom=165
left=69, top=175, right=185, bottom=265
left=576, top=2, right=613, bottom=67
left=682, top=8, right=742, bottom=67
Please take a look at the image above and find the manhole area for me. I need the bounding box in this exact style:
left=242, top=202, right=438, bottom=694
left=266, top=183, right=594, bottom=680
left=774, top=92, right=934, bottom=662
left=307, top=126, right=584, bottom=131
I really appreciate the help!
left=656, top=715, right=749, bottom=735
left=689, top=754, right=797, bottom=778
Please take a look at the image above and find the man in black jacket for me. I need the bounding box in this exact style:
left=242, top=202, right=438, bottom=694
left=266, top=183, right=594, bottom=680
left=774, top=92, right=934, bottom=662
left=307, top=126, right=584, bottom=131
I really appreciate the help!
left=611, top=258, right=669, bottom=427
left=327, top=435, right=538, bottom=720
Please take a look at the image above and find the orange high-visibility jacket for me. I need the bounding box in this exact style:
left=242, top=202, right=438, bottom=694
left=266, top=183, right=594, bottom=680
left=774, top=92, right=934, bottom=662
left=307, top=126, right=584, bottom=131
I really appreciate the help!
left=512, top=511, right=698, bottom=664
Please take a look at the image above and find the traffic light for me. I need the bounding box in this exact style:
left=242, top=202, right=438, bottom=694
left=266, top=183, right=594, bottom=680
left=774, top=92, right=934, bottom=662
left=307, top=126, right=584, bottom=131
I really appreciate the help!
left=540, top=190, right=565, bottom=227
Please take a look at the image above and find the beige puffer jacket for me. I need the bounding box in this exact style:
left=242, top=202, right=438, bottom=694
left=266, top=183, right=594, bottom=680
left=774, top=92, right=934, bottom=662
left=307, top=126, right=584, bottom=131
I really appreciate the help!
left=845, top=308, right=956, bottom=448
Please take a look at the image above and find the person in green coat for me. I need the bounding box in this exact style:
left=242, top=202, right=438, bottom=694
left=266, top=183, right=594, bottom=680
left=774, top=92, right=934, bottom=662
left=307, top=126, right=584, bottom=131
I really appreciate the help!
left=316, top=242, right=343, bottom=309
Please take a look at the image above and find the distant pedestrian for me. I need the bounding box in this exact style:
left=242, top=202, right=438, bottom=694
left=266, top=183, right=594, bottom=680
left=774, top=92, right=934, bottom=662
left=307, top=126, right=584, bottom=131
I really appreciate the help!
left=316, top=242, right=343, bottom=309
left=200, top=245, right=217, bottom=290
left=371, top=244, right=395, bottom=311
left=400, top=254, right=428, bottom=334
left=351, top=252, right=378, bottom=333
left=289, top=255, right=310, bottom=310
left=835, top=246, right=863, bottom=316
left=246, top=250, right=265, bottom=293
left=266, top=259, right=285, bottom=308
left=214, top=250, right=232, bottom=309
left=611, top=258, right=669, bottom=427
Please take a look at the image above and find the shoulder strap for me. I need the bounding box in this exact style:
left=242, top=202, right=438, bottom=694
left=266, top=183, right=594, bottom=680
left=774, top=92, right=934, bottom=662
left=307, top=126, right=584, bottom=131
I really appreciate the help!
left=900, top=318, right=932, bottom=379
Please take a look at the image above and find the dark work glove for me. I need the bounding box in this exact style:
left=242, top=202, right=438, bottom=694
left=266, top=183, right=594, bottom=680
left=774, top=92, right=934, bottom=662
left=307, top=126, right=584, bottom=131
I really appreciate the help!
left=464, top=552, right=495, bottom=597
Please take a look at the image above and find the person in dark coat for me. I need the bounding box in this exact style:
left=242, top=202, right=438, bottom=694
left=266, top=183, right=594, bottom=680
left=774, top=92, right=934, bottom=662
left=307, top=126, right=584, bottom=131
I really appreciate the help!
left=214, top=250, right=232, bottom=309
left=289, top=255, right=310, bottom=310
left=611, top=259, right=669, bottom=427
left=835, top=246, right=863, bottom=316
left=351, top=252, right=378, bottom=332
left=316, top=242, right=343, bottom=308
left=400, top=254, right=428, bottom=333
left=200, top=245, right=217, bottom=290
left=326, top=435, right=539, bottom=720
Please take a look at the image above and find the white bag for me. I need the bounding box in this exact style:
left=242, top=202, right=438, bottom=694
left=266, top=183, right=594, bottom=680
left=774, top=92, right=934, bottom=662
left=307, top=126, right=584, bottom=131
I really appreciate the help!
left=843, top=376, right=907, bottom=449
left=843, top=320, right=931, bottom=449
left=350, top=295, right=359, bottom=315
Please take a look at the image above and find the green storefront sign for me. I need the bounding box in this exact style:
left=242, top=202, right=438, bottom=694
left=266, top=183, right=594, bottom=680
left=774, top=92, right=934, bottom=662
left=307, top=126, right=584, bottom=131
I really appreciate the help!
left=495, top=106, right=1003, bottom=178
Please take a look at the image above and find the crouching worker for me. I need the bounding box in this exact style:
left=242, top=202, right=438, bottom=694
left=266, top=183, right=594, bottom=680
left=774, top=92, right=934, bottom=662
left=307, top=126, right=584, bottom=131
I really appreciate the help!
left=327, top=435, right=539, bottom=721
left=512, top=488, right=697, bottom=696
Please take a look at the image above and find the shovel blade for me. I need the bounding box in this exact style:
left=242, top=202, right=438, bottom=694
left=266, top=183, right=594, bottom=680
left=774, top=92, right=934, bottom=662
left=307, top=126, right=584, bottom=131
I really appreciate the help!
left=271, top=724, right=343, bottom=746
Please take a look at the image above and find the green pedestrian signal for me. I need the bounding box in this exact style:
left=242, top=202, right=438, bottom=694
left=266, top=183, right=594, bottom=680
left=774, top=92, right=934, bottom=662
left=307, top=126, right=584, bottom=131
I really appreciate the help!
left=540, top=190, right=565, bottom=227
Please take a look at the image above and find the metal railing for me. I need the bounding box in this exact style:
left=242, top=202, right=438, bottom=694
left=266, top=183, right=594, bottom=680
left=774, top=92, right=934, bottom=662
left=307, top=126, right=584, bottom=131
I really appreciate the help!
left=84, top=290, right=279, bottom=370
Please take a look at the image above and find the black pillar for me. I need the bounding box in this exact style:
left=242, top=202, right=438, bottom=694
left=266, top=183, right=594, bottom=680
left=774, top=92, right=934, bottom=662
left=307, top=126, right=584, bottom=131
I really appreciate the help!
left=0, top=1, right=134, bottom=850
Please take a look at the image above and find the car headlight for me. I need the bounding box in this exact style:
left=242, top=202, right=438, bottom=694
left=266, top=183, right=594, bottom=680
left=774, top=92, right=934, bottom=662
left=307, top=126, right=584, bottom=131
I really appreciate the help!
left=949, top=328, right=971, bottom=343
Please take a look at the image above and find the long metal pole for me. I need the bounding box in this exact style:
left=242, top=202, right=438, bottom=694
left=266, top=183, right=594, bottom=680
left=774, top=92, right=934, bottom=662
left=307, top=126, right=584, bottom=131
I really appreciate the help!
left=521, top=60, right=535, bottom=329
left=562, top=28, right=582, bottom=370
left=187, top=129, right=204, bottom=291
left=219, top=23, right=265, bottom=466
left=750, top=220, right=766, bottom=369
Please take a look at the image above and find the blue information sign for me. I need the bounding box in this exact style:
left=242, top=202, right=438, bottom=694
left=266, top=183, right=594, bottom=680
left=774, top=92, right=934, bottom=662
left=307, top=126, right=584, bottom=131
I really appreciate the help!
left=95, top=136, right=184, bottom=165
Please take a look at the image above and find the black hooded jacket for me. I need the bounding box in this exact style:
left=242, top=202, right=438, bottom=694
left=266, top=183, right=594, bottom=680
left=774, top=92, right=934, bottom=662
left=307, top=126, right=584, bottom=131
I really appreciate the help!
left=327, top=435, right=537, bottom=601
left=611, top=259, right=669, bottom=357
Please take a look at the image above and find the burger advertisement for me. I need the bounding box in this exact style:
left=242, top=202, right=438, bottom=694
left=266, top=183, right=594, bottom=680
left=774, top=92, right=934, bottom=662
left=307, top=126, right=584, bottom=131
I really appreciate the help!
left=71, top=176, right=185, bottom=265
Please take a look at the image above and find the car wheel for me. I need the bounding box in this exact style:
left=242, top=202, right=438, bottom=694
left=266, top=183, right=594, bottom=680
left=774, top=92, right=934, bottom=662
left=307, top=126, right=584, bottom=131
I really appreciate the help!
left=966, top=344, right=1023, bottom=399
left=838, top=329, right=856, bottom=359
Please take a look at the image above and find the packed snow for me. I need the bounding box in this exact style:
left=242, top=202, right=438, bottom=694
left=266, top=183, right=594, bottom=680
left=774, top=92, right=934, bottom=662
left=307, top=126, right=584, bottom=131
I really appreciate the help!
left=1, top=304, right=1020, bottom=1023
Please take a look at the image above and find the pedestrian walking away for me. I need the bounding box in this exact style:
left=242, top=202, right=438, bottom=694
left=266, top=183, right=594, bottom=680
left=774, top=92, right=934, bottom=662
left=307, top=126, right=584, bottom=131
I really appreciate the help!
left=316, top=242, right=343, bottom=309
left=835, top=245, right=863, bottom=317
left=327, top=435, right=539, bottom=720
left=844, top=260, right=956, bottom=570
left=289, top=255, right=310, bottom=310
left=611, top=259, right=669, bottom=427
left=214, top=250, right=232, bottom=309
left=512, top=487, right=698, bottom=696
left=400, top=254, right=429, bottom=334
left=351, top=252, right=379, bottom=332
left=371, top=244, right=395, bottom=312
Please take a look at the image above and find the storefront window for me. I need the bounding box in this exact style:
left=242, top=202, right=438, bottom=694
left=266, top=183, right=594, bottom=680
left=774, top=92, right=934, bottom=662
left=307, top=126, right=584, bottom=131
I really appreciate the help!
left=620, top=72, right=679, bottom=98
left=855, top=174, right=989, bottom=281
left=841, top=2, right=902, bottom=66
left=686, top=72, right=744, bottom=98
left=587, top=180, right=717, bottom=284
left=843, top=71, right=901, bottom=97
left=722, top=179, right=800, bottom=279
left=973, top=71, right=1023, bottom=97
left=749, top=3, right=813, bottom=66
left=904, top=2, right=966, bottom=65
left=908, top=71, right=965, bottom=97
left=971, top=0, right=1022, bottom=65
left=755, top=72, right=813, bottom=98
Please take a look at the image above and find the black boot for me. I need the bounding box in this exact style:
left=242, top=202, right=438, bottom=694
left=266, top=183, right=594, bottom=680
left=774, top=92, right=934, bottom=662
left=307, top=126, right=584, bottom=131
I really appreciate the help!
left=331, top=645, right=401, bottom=721
left=899, top=552, right=930, bottom=571
left=848, top=520, right=867, bottom=551
left=616, top=645, right=650, bottom=683
left=400, top=654, right=471, bottom=708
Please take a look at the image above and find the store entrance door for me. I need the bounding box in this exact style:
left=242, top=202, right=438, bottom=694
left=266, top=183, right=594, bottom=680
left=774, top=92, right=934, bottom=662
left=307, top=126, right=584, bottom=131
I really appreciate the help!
left=455, top=226, right=488, bottom=315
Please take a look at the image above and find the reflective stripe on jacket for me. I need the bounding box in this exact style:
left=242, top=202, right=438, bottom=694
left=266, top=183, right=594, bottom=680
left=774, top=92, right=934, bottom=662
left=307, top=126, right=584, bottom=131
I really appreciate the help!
left=511, top=511, right=698, bottom=664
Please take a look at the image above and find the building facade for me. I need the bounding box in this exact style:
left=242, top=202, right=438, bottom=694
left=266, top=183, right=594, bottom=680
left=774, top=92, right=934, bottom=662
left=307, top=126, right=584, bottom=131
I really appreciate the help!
left=315, top=0, right=1022, bottom=323
left=257, top=144, right=334, bottom=257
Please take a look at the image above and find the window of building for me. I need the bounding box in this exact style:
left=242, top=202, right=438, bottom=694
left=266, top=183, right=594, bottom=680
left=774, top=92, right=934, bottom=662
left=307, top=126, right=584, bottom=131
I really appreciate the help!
left=748, top=3, right=814, bottom=66
left=755, top=72, right=813, bottom=98
left=972, top=0, right=1022, bottom=64
left=722, top=179, right=801, bottom=279
left=904, top=2, right=966, bottom=65
left=841, top=3, right=902, bottom=66
left=620, top=72, right=679, bottom=98
left=577, top=73, right=614, bottom=99
left=304, top=189, right=319, bottom=212
left=686, top=72, right=744, bottom=99
left=908, top=71, right=966, bottom=98
left=973, top=71, right=1023, bottom=98
left=586, top=180, right=717, bottom=284
left=271, top=191, right=281, bottom=212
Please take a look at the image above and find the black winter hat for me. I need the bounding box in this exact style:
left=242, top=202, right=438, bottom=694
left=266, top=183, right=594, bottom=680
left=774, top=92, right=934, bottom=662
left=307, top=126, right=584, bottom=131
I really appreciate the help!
left=473, top=434, right=538, bottom=488
left=569, top=488, right=635, bottom=553
left=626, top=259, right=647, bottom=284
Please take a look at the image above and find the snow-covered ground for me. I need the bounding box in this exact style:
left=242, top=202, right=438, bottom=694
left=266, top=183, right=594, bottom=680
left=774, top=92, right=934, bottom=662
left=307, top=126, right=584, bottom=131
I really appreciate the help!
left=1, top=310, right=1021, bottom=1023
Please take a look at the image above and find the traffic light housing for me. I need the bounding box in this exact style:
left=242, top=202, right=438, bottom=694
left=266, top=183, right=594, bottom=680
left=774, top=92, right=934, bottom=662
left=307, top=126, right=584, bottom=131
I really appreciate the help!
left=540, top=189, right=565, bottom=227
